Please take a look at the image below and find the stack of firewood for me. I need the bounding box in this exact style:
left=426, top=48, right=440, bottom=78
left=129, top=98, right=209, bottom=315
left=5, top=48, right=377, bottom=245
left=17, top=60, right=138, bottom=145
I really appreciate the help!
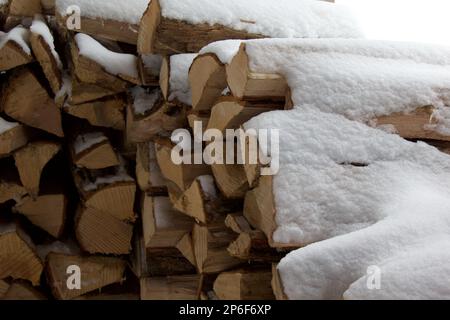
left=0, top=0, right=315, bottom=300
left=3, top=0, right=449, bottom=301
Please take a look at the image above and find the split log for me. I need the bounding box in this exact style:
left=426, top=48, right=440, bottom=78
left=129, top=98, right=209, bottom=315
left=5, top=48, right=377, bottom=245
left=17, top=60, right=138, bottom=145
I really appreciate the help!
left=243, top=176, right=299, bottom=249
left=189, top=54, right=227, bottom=111
left=207, top=97, right=284, bottom=133
left=75, top=206, right=133, bottom=255
left=14, top=194, right=67, bottom=238
left=137, top=0, right=263, bottom=55
left=1, top=281, right=47, bottom=300
left=30, top=17, right=63, bottom=94
left=71, top=132, right=119, bottom=170
left=56, top=11, right=140, bottom=45
left=227, top=43, right=288, bottom=101
left=46, top=253, right=126, bottom=300
left=192, top=214, right=242, bottom=274
left=173, top=175, right=241, bottom=223
left=155, top=140, right=211, bottom=191
left=0, top=26, right=33, bottom=71
left=74, top=167, right=136, bottom=221
left=243, top=175, right=277, bottom=247
left=225, top=213, right=253, bottom=234
left=0, top=222, right=43, bottom=286
left=1, top=67, right=64, bottom=137
left=271, top=264, right=288, bottom=300
left=13, top=140, right=61, bottom=197
left=126, top=92, right=187, bottom=143
left=212, top=163, right=249, bottom=199
left=214, top=269, right=275, bottom=300
left=70, top=37, right=136, bottom=93
left=64, top=95, right=126, bottom=130
left=140, top=275, right=202, bottom=300
left=0, top=119, right=29, bottom=157
left=142, top=195, right=193, bottom=249
left=374, top=106, right=450, bottom=141
left=131, top=231, right=196, bottom=277
left=69, top=77, right=124, bottom=105
left=136, top=142, right=168, bottom=194
left=228, top=231, right=281, bottom=262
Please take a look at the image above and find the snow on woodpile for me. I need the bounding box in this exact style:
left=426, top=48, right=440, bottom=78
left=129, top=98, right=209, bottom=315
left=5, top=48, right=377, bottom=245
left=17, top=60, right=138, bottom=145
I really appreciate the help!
left=245, top=109, right=450, bottom=245
left=245, top=109, right=450, bottom=299
left=131, top=87, right=161, bottom=115
left=56, top=0, right=151, bottom=24
left=0, top=117, right=19, bottom=135
left=168, top=53, right=197, bottom=105
left=203, top=38, right=450, bottom=134
left=31, top=15, right=63, bottom=69
left=0, top=26, right=31, bottom=54
left=75, top=33, right=139, bottom=79
left=159, top=0, right=363, bottom=39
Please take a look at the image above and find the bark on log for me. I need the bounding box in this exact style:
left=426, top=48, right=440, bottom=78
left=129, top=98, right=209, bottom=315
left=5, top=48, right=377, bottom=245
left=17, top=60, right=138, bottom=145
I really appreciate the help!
left=138, top=0, right=263, bottom=55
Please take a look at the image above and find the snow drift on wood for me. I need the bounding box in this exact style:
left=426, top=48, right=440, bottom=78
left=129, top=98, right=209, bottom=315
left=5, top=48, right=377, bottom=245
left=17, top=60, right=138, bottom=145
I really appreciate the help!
left=56, top=0, right=150, bottom=24
left=75, top=33, right=139, bottom=79
left=159, top=0, right=363, bottom=39
left=203, top=38, right=450, bottom=132
left=277, top=180, right=450, bottom=299
left=0, top=26, right=31, bottom=55
left=244, top=109, right=450, bottom=245
left=245, top=109, right=450, bottom=299
left=31, top=15, right=63, bottom=69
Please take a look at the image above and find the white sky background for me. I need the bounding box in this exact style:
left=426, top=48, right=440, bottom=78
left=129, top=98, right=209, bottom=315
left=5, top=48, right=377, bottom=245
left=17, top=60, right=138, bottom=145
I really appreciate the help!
left=336, top=0, right=450, bottom=46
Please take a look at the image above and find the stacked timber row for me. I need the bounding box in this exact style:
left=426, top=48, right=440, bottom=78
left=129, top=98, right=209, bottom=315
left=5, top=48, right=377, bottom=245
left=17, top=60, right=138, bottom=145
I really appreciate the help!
left=5, top=0, right=448, bottom=301
left=0, top=0, right=347, bottom=300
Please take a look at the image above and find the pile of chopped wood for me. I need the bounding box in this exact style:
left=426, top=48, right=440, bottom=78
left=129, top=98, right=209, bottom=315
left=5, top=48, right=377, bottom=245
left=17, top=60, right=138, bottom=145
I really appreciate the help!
left=3, top=0, right=448, bottom=301
left=1, top=0, right=337, bottom=300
